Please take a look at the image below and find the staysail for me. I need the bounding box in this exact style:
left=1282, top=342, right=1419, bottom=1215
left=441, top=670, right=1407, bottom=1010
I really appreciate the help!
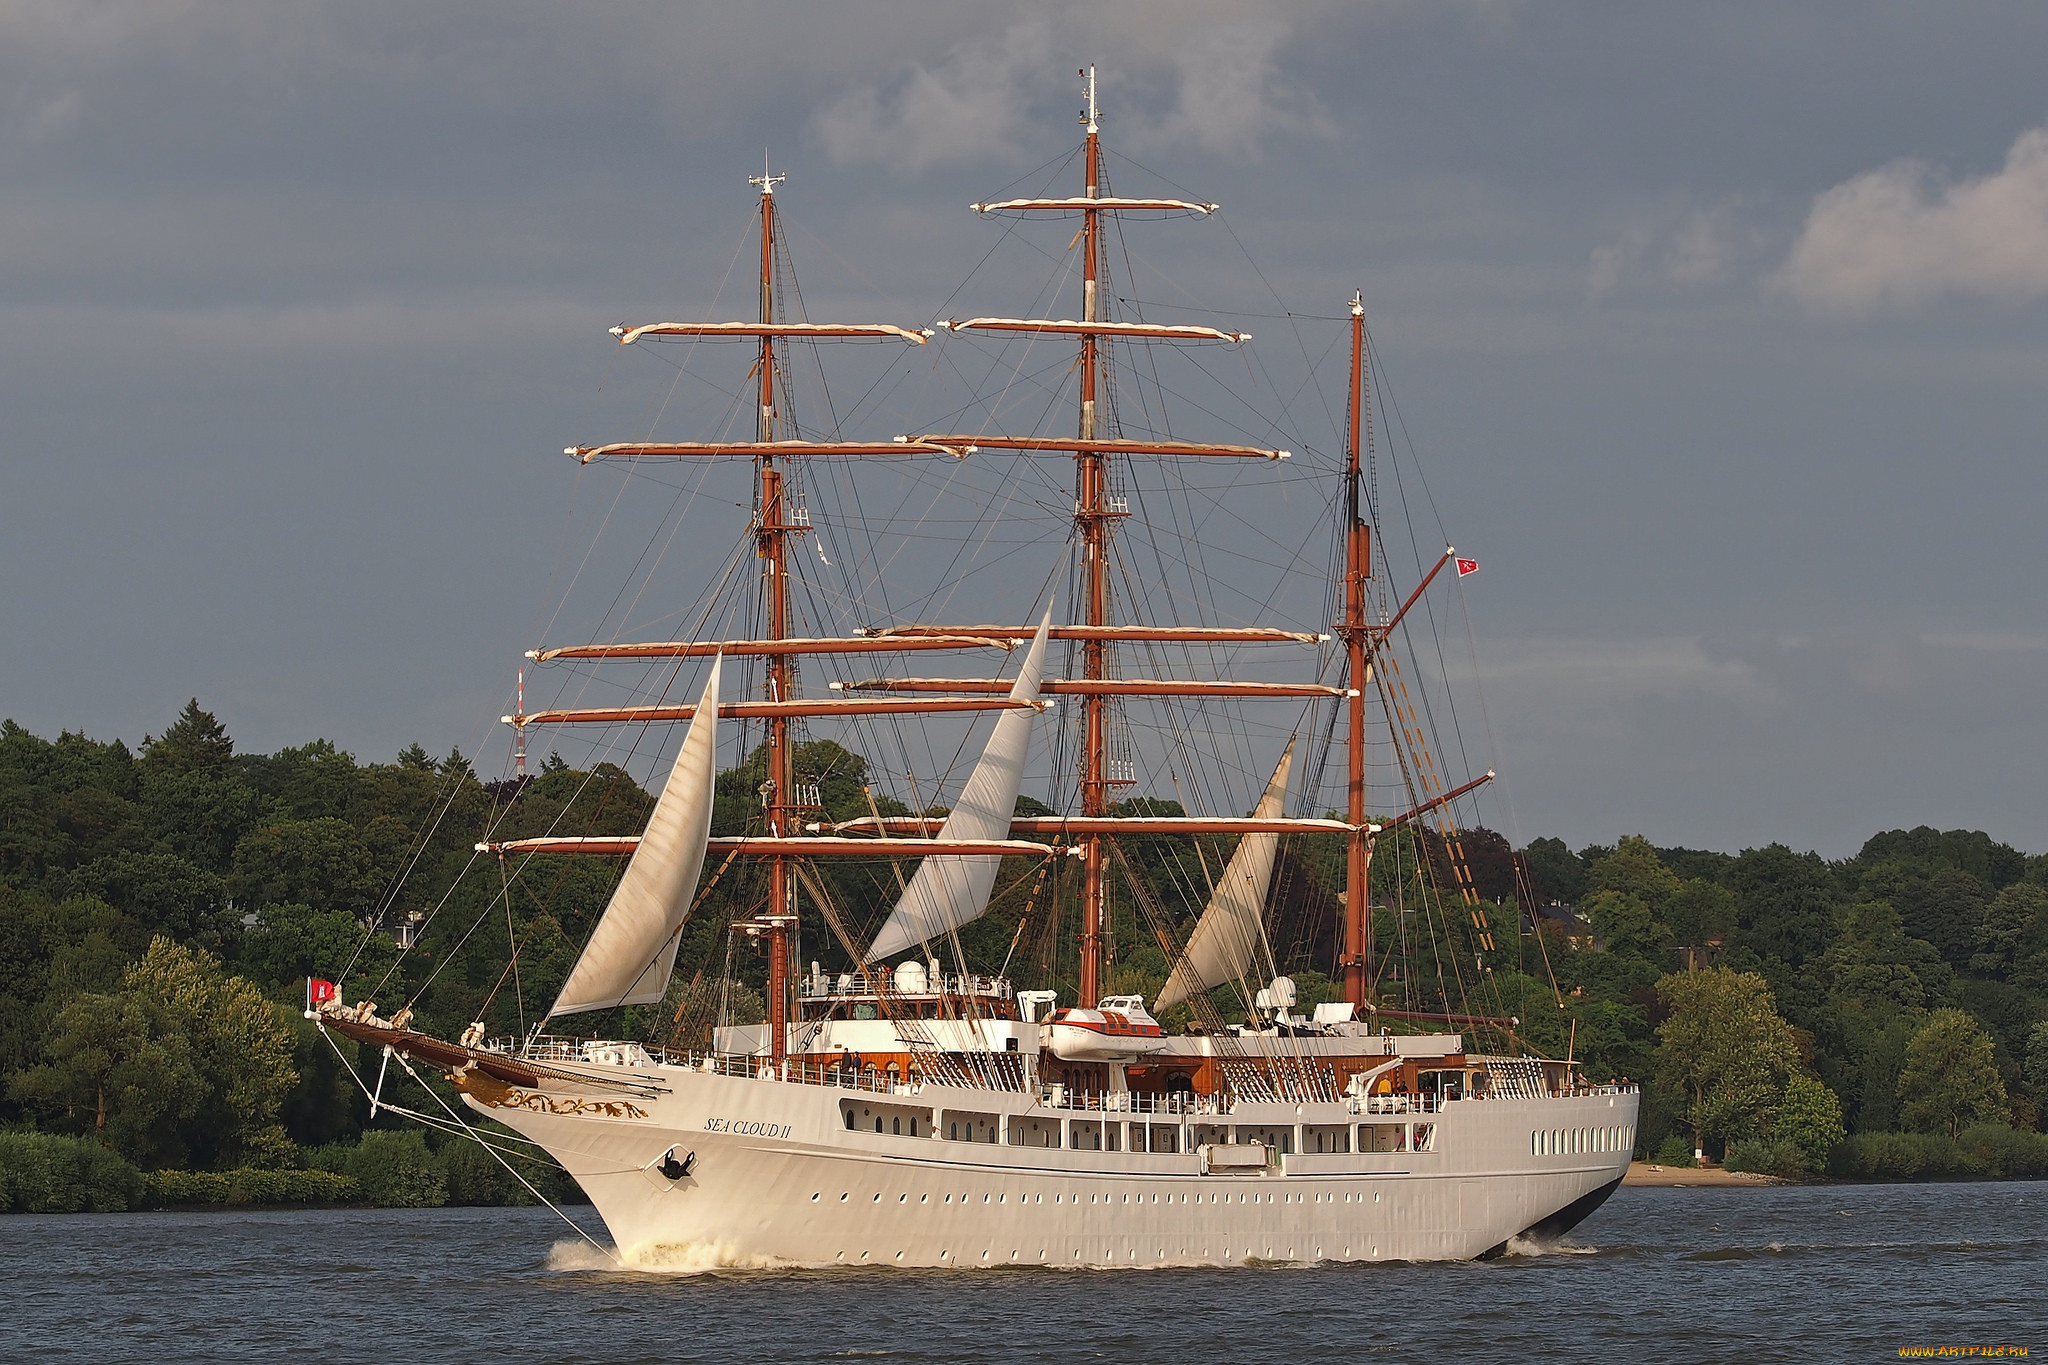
left=548, top=656, right=722, bottom=1016
left=1154, top=738, right=1295, bottom=1011
left=864, top=610, right=1052, bottom=963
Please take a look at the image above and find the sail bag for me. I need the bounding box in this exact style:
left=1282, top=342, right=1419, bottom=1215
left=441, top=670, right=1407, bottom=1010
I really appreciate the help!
left=548, top=656, right=722, bottom=1016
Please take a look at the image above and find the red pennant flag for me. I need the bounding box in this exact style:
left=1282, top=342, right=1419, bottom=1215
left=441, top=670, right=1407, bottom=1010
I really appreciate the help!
left=1455, top=557, right=1479, bottom=577
left=308, top=978, right=338, bottom=1006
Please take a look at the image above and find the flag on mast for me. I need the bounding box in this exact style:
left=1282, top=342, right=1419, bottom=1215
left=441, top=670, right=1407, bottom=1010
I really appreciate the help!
left=1455, top=557, right=1479, bottom=577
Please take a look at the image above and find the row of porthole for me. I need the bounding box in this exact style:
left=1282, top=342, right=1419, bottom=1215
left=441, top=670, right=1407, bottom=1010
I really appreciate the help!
left=811, top=1188, right=1389, bottom=1206
left=830, top=1245, right=1384, bottom=1262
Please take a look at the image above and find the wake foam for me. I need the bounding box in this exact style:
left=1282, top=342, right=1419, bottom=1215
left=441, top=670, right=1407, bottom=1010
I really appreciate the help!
left=1504, top=1234, right=1600, bottom=1257
left=545, top=1238, right=793, bottom=1275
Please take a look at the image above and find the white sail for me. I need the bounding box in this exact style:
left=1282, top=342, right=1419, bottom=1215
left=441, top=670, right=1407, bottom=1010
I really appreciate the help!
left=548, top=656, right=722, bottom=1016
left=1154, top=737, right=1295, bottom=1012
left=864, top=610, right=1051, bottom=963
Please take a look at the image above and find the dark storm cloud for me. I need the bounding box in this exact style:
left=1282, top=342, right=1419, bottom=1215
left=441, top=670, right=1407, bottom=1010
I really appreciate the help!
left=3, top=1, right=2045, bottom=855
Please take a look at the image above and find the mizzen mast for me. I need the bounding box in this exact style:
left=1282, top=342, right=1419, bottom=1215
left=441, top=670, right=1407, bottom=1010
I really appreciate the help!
left=1341, top=292, right=1375, bottom=1007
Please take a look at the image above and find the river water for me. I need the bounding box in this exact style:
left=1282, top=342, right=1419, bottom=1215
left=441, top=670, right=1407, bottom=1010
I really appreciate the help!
left=4, top=1181, right=2040, bottom=1363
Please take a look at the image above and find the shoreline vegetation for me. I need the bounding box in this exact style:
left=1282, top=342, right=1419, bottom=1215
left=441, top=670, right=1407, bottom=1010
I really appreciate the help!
left=5, top=703, right=2048, bottom=1215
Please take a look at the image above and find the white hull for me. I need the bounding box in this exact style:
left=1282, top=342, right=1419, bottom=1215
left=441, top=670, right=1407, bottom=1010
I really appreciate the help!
left=471, top=1063, right=1635, bottom=1268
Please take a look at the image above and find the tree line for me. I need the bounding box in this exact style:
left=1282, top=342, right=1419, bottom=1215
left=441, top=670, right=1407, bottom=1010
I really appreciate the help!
left=3, top=701, right=2046, bottom=1206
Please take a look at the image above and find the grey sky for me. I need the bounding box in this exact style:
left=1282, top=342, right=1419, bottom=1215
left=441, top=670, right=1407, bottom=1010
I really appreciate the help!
left=4, top=1, right=2045, bottom=858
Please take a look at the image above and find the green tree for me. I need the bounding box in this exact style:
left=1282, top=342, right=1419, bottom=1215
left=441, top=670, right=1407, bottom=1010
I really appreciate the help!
left=8, top=992, right=206, bottom=1165
left=230, top=817, right=385, bottom=919
left=1588, top=836, right=1683, bottom=913
left=1726, top=843, right=1839, bottom=971
left=125, top=937, right=300, bottom=1167
left=1582, top=890, right=1669, bottom=960
left=66, top=850, right=227, bottom=943
left=1667, top=879, right=1737, bottom=962
left=1776, top=1073, right=1847, bottom=1171
left=1654, top=968, right=1800, bottom=1156
left=1897, top=1008, right=2011, bottom=1138
left=2026, top=1020, right=2048, bottom=1109
left=140, top=700, right=235, bottom=777
left=1521, top=837, right=1586, bottom=905
left=1972, top=882, right=2047, bottom=978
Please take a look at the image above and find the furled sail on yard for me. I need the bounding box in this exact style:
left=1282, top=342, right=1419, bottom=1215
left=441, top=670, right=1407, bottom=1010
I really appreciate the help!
left=864, top=610, right=1052, bottom=963
left=548, top=656, right=722, bottom=1016
left=1154, top=738, right=1295, bottom=1011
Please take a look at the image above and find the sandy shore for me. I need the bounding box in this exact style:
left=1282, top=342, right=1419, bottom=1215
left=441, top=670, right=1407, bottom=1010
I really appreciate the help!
left=1623, top=1161, right=1788, bottom=1187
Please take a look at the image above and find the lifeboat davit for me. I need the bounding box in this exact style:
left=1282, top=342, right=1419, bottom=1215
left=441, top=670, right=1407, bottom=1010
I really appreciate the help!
left=1044, top=995, right=1168, bottom=1061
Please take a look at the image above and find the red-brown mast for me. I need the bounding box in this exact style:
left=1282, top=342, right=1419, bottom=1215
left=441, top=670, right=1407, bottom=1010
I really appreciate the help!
left=1341, top=292, right=1375, bottom=1007
left=753, top=162, right=796, bottom=1068
left=1076, top=67, right=1110, bottom=1009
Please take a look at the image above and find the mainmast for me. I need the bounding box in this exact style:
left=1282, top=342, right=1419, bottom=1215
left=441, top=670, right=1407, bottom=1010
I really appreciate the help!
left=753, top=162, right=797, bottom=1068
left=1341, top=293, right=1374, bottom=1006
left=1076, top=66, right=1111, bottom=1009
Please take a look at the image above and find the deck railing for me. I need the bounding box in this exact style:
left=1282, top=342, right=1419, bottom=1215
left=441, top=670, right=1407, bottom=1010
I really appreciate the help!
left=798, top=970, right=1014, bottom=1002
left=490, top=1036, right=1640, bottom=1109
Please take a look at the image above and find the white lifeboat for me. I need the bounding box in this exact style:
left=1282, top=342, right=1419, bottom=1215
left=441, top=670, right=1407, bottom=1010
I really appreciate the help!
left=1044, top=995, right=1167, bottom=1061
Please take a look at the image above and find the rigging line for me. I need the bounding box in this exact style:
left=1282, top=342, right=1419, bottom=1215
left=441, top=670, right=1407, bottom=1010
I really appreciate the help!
left=1364, top=322, right=1451, bottom=543
left=416, top=552, right=751, bottom=1007
left=1115, top=298, right=1351, bottom=322
left=339, top=746, right=489, bottom=986
left=630, top=214, right=761, bottom=441
left=387, top=1049, right=623, bottom=1263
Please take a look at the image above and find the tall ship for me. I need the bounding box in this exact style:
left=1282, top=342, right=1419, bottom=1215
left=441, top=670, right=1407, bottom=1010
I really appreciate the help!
left=322, top=69, right=1636, bottom=1267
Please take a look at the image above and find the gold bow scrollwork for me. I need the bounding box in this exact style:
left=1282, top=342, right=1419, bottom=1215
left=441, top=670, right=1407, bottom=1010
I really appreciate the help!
left=448, top=1063, right=648, bottom=1119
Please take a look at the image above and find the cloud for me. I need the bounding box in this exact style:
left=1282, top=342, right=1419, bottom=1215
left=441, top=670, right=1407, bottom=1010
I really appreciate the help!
left=1130, top=22, right=1333, bottom=158
left=813, top=13, right=1331, bottom=172
left=814, top=22, right=1055, bottom=172
left=1588, top=204, right=1743, bottom=297
left=1920, top=631, right=2048, bottom=654
left=1779, top=121, right=2048, bottom=311
left=1464, top=636, right=1760, bottom=700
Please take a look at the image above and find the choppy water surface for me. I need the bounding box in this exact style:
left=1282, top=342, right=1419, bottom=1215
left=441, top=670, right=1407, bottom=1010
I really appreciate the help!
left=4, top=1182, right=2041, bottom=1363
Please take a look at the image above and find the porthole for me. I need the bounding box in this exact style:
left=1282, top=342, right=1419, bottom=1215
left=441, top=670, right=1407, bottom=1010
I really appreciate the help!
left=839, top=1192, right=849, bottom=1202
left=872, top=1193, right=881, bottom=1202
left=811, top=1193, right=819, bottom=1202
left=898, top=1193, right=907, bottom=1203
left=919, top=1194, right=927, bottom=1203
